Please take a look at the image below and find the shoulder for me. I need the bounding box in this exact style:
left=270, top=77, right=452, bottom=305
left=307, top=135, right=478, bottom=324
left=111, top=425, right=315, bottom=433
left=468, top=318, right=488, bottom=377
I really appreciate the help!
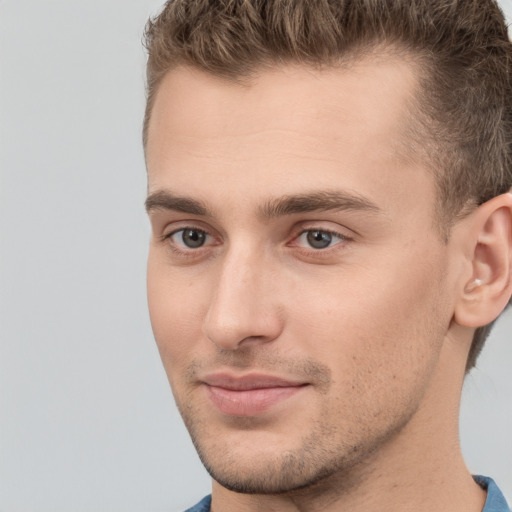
left=475, top=476, right=511, bottom=512
left=182, top=494, right=212, bottom=512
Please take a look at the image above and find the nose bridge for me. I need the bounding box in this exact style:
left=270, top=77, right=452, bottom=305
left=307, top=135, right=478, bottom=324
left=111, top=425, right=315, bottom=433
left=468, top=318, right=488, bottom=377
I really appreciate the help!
left=203, top=241, right=282, bottom=350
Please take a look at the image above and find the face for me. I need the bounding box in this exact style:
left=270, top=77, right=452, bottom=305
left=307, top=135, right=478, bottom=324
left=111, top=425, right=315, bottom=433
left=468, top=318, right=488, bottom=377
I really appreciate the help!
left=145, top=61, right=458, bottom=494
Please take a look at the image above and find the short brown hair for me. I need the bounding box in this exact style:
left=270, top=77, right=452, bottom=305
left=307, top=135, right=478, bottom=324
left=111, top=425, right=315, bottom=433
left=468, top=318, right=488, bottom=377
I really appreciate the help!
left=143, top=0, right=512, bottom=371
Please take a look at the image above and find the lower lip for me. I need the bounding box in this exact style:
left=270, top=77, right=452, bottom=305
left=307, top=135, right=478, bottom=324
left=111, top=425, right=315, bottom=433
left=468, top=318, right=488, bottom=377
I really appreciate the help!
left=205, top=385, right=305, bottom=416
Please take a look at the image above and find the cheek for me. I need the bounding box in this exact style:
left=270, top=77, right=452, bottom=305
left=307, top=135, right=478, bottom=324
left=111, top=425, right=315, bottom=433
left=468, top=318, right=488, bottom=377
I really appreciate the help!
left=147, top=256, right=210, bottom=375
left=288, top=253, right=449, bottom=398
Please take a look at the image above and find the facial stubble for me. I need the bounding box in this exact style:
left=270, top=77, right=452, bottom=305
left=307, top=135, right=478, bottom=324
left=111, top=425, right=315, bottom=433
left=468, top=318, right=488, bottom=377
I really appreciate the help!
left=171, top=352, right=423, bottom=497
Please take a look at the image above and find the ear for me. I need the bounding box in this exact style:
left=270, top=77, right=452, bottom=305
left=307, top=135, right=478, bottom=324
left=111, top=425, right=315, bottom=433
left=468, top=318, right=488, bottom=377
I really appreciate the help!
left=454, top=193, right=512, bottom=328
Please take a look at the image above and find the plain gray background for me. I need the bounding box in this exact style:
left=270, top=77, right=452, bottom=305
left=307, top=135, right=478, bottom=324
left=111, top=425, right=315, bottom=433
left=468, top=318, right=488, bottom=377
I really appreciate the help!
left=1, top=1, right=511, bottom=510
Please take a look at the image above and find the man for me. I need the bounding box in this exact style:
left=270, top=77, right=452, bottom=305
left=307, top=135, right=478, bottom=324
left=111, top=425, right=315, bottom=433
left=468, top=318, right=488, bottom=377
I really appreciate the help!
left=143, top=0, right=512, bottom=510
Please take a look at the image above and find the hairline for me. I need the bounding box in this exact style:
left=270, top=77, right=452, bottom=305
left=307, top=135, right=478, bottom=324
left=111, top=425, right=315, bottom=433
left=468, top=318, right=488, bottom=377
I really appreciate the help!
left=143, top=42, right=423, bottom=148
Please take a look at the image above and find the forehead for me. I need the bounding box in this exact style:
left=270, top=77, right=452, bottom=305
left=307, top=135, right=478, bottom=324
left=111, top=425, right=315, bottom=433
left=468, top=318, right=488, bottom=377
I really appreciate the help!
left=145, top=59, right=434, bottom=222
left=147, top=59, right=418, bottom=154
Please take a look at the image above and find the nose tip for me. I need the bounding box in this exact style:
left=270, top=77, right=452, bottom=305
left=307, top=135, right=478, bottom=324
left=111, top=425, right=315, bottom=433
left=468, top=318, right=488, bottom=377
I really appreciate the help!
left=202, top=256, right=283, bottom=351
left=203, top=311, right=282, bottom=351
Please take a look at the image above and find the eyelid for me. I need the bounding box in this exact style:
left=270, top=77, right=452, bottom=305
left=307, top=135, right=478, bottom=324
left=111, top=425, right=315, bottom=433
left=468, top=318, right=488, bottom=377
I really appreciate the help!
left=163, top=227, right=209, bottom=243
left=285, top=224, right=355, bottom=261
left=297, top=227, right=349, bottom=239
left=293, top=228, right=349, bottom=247
left=163, top=226, right=216, bottom=244
left=159, top=223, right=220, bottom=260
left=158, top=221, right=353, bottom=262
left=161, top=226, right=207, bottom=240
left=291, top=220, right=354, bottom=240
left=160, top=219, right=216, bottom=241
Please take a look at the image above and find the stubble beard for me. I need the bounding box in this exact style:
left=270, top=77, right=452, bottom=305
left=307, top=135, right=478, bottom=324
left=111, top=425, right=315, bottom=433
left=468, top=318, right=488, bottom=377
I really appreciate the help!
left=170, top=346, right=433, bottom=497
left=175, top=390, right=420, bottom=497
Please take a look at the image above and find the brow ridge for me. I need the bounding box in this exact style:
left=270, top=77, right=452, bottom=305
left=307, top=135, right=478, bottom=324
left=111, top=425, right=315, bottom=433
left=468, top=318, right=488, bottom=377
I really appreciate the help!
left=260, top=190, right=380, bottom=218
left=145, top=190, right=212, bottom=216
left=145, top=189, right=380, bottom=219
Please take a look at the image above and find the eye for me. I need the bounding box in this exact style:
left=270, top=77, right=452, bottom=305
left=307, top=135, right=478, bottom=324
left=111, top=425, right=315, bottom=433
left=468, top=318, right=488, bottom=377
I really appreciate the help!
left=167, top=228, right=209, bottom=249
left=297, top=229, right=346, bottom=250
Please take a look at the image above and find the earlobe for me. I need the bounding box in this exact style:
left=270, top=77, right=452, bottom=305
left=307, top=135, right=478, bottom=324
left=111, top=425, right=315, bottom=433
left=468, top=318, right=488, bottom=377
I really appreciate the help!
left=454, top=193, right=512, bottom=328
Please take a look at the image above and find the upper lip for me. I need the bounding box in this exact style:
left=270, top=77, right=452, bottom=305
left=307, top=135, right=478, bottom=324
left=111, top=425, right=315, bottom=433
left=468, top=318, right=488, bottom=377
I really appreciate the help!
left=202, top=373, right=308, bottom=391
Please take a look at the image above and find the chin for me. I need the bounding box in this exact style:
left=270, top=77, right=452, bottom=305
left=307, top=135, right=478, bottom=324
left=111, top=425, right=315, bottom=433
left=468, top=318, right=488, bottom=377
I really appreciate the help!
left=188, top=422, right=366, bottom=495
left=201, top=450, right=342, bottom=495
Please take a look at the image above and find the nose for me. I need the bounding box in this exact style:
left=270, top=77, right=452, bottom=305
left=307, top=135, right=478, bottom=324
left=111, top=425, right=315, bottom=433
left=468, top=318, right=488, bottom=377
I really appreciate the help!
left=202, top=247, right=284, bottom=351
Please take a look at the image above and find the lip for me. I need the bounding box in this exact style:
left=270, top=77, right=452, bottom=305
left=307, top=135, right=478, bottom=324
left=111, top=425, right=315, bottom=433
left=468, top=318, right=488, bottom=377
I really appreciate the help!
left=202, top=373, right=308, bottom=417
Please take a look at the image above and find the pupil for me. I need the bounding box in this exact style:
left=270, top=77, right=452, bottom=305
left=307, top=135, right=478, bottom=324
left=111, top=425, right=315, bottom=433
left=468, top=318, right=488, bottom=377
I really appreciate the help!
left=307, top=230, right=332, bottom=249
left=182, top=229, right=206, bottom=248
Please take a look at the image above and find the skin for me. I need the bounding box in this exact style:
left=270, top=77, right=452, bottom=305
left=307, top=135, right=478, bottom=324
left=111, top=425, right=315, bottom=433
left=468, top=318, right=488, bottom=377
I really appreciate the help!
left=145, top=59, right=512, bottom=511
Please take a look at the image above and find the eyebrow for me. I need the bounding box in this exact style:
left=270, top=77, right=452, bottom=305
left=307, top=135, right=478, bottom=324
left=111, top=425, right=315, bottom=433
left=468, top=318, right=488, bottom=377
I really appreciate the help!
left=145, top=189, right=380, bottom=218
left=259, top=190, right=380, bottom=218
left=145, top=190, right=213, bottom=216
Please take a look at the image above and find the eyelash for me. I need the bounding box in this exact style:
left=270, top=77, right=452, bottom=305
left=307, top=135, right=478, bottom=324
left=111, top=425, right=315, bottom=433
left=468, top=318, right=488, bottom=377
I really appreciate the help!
left=160, top=226, right=351, bottom=259
left=160, top=228, right=213, bottom=259
left=294, top=228, right=349, bottom=250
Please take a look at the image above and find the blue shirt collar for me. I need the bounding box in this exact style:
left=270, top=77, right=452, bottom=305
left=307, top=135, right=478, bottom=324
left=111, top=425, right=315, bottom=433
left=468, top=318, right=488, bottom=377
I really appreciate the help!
left=185, top=476, right=510, bottom=512
left=474, top=476, right=511, bottom=512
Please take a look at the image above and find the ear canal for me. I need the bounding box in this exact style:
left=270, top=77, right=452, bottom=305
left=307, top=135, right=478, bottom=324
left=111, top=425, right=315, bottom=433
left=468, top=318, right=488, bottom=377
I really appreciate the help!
left=464, top=278, right=484, bottom=293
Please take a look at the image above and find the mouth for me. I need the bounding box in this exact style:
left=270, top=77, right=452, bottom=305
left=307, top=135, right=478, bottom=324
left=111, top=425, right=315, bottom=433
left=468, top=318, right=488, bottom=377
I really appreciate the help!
left=201, top=373, right=309, bottom=417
